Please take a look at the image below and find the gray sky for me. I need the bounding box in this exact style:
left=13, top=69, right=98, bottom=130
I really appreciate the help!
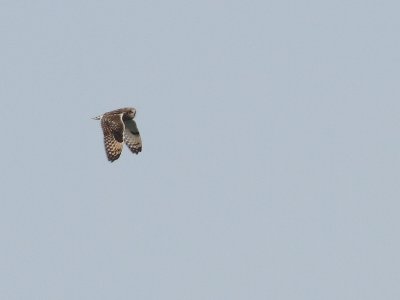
left=1, top=0, right=399, bottom=299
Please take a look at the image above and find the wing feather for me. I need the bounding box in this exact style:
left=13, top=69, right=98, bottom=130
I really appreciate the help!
left=123, top=119, right=142, bottom=154
left=101, top=114, right=125, bottom=162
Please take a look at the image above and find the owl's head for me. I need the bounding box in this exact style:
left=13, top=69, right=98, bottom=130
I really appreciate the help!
left=124, top=107, right=136, bottom=119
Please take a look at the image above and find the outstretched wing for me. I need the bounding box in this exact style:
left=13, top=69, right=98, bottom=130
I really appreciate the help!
left=101, top=114, right=125, bottom=162
left=123, top=119, right=142, bottom=154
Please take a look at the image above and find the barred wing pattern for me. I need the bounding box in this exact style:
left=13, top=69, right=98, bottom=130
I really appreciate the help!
left=101, top=114, right=124, bottom=162
left=123, top=119, right=142, bottom=154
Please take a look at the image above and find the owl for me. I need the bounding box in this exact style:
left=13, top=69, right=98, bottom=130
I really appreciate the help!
left=93, top=107, right=142, bottom=162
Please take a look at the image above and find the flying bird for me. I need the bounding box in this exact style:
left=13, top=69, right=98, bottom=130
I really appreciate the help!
left=93, top=107, right=142, bottom=162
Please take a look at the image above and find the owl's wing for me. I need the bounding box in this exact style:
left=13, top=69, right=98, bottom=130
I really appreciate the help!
left=101, top=114, right=125, bottom=162
left=123, top=119, right=142, bottom=154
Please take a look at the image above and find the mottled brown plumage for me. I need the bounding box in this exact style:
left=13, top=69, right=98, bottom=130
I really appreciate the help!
left=93, top=107, right=142, bottom=162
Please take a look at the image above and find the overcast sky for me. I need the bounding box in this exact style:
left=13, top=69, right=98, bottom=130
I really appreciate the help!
left=0, top=1, right=399, bottom=299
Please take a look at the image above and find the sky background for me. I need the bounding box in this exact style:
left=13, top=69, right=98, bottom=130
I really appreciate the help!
left=0, top=0, right=399, bottom=299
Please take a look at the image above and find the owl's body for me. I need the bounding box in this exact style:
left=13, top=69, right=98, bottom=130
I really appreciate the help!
left=93, top=107, right=142, bottom=162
